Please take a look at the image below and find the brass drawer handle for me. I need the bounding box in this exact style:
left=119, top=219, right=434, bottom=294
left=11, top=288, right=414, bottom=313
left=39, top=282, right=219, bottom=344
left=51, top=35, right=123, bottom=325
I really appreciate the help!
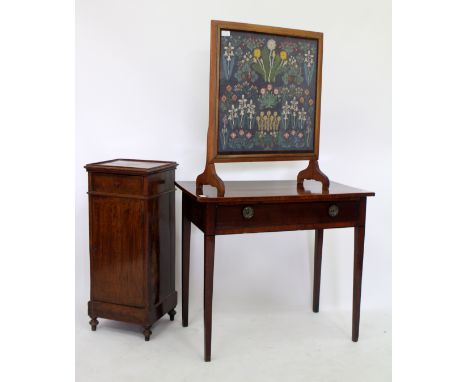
left=328, top=204, right=339, bottom=217
left=242, top=206, right=254, bottom=220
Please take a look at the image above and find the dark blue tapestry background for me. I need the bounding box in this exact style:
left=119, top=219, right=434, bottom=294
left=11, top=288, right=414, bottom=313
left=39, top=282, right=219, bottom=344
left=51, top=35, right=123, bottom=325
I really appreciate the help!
left=217, top=30, right=318, bottom=154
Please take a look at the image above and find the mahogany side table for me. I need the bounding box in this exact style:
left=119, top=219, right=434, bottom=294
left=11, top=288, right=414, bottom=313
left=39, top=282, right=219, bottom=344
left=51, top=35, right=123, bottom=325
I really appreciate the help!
left=86, top=159, right=178, bottom=341
left=176, top=180, right=375, bottom=361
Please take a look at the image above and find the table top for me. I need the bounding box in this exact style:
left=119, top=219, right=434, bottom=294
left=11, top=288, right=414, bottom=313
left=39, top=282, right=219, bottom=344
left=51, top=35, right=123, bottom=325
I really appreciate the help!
left=176, top=180, right=375, bottom=203
left=85, top=159, right=177, bottom=175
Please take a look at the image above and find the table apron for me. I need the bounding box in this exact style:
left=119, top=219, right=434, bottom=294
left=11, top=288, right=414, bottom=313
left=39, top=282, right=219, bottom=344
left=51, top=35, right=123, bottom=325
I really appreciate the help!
left=214, top=221, right=360, bottom=235
left=183, top=198, right=366, bottom=235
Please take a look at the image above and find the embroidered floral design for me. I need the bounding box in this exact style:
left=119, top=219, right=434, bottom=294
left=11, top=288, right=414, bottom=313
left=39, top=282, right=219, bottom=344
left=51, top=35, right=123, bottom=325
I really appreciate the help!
left=304, top=50, right=315, bottom=85
left=222, top=42, right=235, bottom=80
left=218, top=31, right=317, bottom=152
left=251, top=38, right=289, bottom=83
left=258, top=85, right=280, bottom=109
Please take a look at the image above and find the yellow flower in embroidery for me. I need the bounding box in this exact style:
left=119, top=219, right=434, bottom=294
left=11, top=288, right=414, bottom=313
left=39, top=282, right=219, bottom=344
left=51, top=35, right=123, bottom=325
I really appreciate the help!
left=280, top=51, right=287, bottom=60
left=253, top=48, right=261, bottom=58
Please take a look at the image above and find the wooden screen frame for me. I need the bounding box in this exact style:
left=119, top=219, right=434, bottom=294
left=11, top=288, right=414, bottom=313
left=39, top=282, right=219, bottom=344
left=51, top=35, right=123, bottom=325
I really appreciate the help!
left=208, top=20, right=323, bottom=162
left=197, top=20, right=329, bottom=196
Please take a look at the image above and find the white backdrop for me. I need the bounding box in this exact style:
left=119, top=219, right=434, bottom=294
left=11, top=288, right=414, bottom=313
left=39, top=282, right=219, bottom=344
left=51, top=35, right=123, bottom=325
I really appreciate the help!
left=76, top=0, right=391, bottom=316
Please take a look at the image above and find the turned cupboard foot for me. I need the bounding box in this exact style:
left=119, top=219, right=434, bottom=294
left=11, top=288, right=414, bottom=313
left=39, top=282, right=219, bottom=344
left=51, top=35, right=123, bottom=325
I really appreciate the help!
left=168, top=309, right=176, bottom=321
left=143, top=325, right=152, bottom=341
left=89, top=317, right=99, bottom=331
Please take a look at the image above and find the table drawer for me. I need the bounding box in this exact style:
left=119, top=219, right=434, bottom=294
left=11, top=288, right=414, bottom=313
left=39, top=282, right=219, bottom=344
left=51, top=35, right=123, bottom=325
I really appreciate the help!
left=215, top=200, right=362, bottom=233
left=91, top=173, right=143, bottom=195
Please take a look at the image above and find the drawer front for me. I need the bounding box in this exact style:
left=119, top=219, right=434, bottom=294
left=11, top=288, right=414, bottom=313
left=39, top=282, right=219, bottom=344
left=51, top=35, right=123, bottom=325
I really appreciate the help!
left=215, top=201, right=362, bottom=234
left=91, top=173, right=143, bottom=195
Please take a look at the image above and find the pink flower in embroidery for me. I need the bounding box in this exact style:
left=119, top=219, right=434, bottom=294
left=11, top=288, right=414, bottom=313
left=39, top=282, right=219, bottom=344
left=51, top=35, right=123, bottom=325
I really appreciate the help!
left=267, top=84, right=273, bottom=91
left=246, top=132, right=252, bottom=139
left=239, top=129, right=245, bottom=136
left=230, top=132, right=237, bottom=139
left=283, top=132, right=290, bottom=140
left=232, top=94, right=237, bottom=101
left=298, top=132, right=304, bottom=138
left=221, top=95, right=227, bottom=102
left=274, top=88, right=279, bottom=95
left=291, top=130, right=296, bottom=136
left=260, top=88, right=266, bottom=95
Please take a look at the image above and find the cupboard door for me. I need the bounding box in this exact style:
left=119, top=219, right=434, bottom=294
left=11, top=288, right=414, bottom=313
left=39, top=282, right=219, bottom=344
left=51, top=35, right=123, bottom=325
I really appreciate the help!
left=90, top=196, right=146, bottom=307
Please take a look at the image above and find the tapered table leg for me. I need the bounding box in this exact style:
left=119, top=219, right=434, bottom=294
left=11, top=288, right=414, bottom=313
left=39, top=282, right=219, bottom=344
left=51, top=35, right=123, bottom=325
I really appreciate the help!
left=313, top=229, right=324, bottom=313
left=204, top=235, right=215, bottom=362
left=352, top=225, right=365, bottom=342
left=182, top=215, right=191, bottom=327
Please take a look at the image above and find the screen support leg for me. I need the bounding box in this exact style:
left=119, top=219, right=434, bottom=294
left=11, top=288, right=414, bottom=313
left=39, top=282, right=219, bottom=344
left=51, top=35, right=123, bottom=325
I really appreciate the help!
left=297, top=160, right=330, bottom=191
left=196, top=163, right=225, bottom=197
